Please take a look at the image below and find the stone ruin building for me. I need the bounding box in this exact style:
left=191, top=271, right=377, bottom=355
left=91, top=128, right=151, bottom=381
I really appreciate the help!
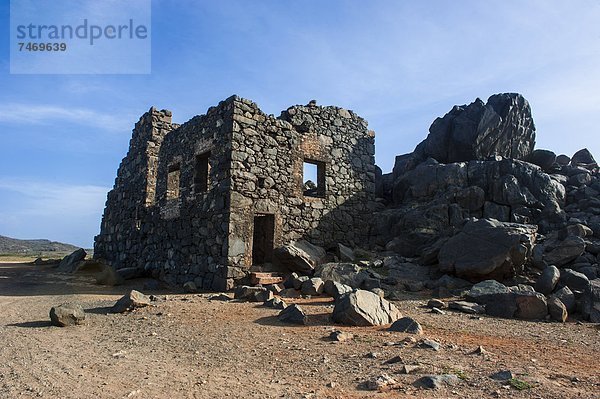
left=94, top=96, right=377, bottom=290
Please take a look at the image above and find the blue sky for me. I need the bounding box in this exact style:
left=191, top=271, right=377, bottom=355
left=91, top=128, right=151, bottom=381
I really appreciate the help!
left=1, top=0, right=600, bottom=247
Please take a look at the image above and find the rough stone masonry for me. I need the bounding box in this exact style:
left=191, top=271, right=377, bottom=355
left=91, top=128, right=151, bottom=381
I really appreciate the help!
left=94, top=96, right=377, bottom=290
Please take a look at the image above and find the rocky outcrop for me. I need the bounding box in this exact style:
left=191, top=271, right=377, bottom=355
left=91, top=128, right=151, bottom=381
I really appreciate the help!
left=412, top=93, right=535, bottom=165
left=438, top=219, right=537, bottom=281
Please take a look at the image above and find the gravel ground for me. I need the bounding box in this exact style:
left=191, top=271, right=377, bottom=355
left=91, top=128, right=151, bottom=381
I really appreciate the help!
left=0, top=263, right=598, bottom=399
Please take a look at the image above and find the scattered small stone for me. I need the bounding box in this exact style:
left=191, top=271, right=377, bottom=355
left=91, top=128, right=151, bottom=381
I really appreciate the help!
left=277, top=304, right=307, bottom=325
left=419, top=339, right=441, bottom=351
left=431, top=307, right=446, bottom=315
left=49, top=303, right=86, bottom=327
left=329, top=330, right=353, bottom=342
left=183, top=281, right=197, bottom=293
left=364, top=374, right=398, bottom=391
left=414, top=374, right=460, bottom=389
left=470, top=345, right=488, bottom=355
left=383, top=355, right=403, bottom=365
left=449, top=300, right=485, bottom=314
left=264, top=297, right=287, bottom=310
left=111, top=290, right=152, bottom=313
left=399, top=364, right=421, bottom=374
left=326, top=382, right=336, bottom=388
left=365, top=352, right=379, bottom=359
left=388, top=317, right=423, bottom=335
left=490, top=370, right=514, bottom=381
left=427, top=299, right=445, bottom=309
left=208, top=293, right=232, bottom=301
left=400, top=336, right=417, bottom=346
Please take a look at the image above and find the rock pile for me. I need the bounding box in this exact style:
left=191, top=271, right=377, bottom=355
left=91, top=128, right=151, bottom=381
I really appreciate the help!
left=367, top=92, right=599, bottom=323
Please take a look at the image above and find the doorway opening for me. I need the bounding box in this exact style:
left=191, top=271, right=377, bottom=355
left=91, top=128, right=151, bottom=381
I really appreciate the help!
left=252, top=214, right=275, bottom=265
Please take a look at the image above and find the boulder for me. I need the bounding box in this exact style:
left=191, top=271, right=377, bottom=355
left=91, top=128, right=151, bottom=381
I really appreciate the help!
left=559, top=269, right=590, bottom=292
left=323, top=280, right=353, bottom=299
left=556, top=154, right=571, bottom=166
left=571, top=148, right=597, bottom=167
left=277, top=304, right=307, bottom=325
left=582, top=279, right=600, bottom=322
left=111, top=290, right=151, bottom=313
left=466, top=280, right=510, bottom=302
left=514, top=291, right=548, bottom=320
left=272, top=240, right=326, bottom=274
left=413, top=93, right=535, bottom=165
left=542, top=236, right=586, bottom=267
left=439, top=219, right=537, bottom=281
left=332, top=290, right=401, bottom=326
left=553, top=286, right=576, bottom=313
left=547, top=296, right=568, bottom=322
left=300, top=277, right=324, bottom=296
left=527, top=149, right=556, bottom=171
left=534, top=265, right=560, bottom=295
left=388, top=317, right=423, bottom=334
left=234, top=286, right=273, bottom=302
left=49, top=303, right=86, bottom=327
left=314, top=263, right=367, bottom=288
left=57, top=249, right=87, bottom=272
left=466, top=280, right=516, bottom=318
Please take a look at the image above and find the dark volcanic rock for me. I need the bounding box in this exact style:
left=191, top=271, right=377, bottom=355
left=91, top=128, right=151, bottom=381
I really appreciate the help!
left=438, top=219, right=537, bottom=281
left=559, top=269, right=590, bottom=292
left=571, top=148, right=597, bottom=167
left=277, top=304, right=307, bottom=325
left=582, top=279, right=600, bottom=322
left=49, top=303, right=86, bottom=327
left=535, top=265, right=560, bottom=295
left=527, top=149, right=557, bottom=171
left=57, top=248, right=87, bottom=273
left=553, top=286, right=576, bottom=313
left=388, top=317, right=423, bottom=334
left=542, top=236, right=586, bottom=267
left=413, top=93, right=535, bottom=164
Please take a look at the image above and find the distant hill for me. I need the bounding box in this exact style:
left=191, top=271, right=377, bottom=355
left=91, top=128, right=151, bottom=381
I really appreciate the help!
left=0, top=235, right=80, bottom=255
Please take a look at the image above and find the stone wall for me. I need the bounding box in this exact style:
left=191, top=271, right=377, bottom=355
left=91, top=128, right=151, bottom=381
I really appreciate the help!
left=227, top=98, right=377, bottom=272
left=95, top=96, right=376, bottom=289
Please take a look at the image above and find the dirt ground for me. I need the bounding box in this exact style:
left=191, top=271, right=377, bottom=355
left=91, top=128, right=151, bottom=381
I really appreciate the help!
left=0, top=262, right=598, bottom=399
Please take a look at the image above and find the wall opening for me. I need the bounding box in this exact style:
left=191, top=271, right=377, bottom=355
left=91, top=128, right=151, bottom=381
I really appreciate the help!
left=194, top=152, right=210, bottom=193
left=303, top=160, right=325, bottom=197
left=252, top=214, right=275, bottom=265
left=166, top=163, right=181, bottom=200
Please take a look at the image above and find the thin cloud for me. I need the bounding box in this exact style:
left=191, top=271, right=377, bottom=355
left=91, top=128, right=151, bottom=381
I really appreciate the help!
left=0, top=178, right=110, bottom=247
left=0, top=103, right=130, bottom=132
